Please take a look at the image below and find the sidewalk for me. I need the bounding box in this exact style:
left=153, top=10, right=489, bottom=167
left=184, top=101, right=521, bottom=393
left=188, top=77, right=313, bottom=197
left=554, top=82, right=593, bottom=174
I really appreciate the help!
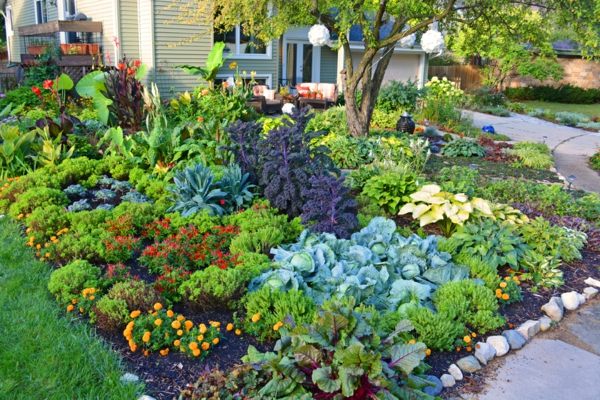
left=464, top=110, right=600, bottom=193
left=472, top=300, right=600, bottom=400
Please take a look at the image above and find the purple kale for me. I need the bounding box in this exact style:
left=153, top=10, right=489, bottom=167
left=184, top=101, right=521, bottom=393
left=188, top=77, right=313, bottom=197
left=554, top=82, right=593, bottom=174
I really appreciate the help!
left=225, top=120, right=263, bottom=183
left=258, top=109, right=335, bottom=217
left=301, top=174, right=358, bottom=239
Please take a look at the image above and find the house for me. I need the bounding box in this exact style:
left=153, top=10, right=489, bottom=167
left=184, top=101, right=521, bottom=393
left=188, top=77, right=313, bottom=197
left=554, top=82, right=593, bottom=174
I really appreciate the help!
left=2, top=0, right=429, bottom=95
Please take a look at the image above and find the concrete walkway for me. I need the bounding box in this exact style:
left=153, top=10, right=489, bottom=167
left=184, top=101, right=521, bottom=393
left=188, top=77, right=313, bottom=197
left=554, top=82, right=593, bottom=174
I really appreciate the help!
left=474, top=300, right=600, bottom=400
left=464, top=110, right=600, bottom=192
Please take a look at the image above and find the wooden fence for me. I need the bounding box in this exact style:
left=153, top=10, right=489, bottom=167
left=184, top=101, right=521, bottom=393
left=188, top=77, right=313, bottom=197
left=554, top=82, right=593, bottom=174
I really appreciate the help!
left=428, top=65, right=483, bottom=91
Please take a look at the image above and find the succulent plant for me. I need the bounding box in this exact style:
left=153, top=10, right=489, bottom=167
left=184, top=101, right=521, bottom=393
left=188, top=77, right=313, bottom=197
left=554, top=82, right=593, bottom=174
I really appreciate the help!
left=121, top=191, right=149, bottom=204
left=94, top=189, right=117, bottom=202
left=98, top=175, right=116, bottom=187
left=110, top=180, right=132, bottom=192
left=64, top=184, right=88, bottom=198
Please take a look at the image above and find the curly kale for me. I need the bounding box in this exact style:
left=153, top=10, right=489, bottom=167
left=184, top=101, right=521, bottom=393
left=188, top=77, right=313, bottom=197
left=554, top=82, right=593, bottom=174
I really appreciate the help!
left=225, top=120, right=263, bottom=183
left=258, top=109, right=335, bottom=217
left=301, top=174, right=358, bottom=238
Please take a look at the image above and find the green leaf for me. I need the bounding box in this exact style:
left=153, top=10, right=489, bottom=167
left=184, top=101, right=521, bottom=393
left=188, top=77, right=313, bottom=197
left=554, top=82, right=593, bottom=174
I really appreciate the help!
left=75, top=70, right=106, bottom=98
left=388, top=343, right=426, bottom=375
left=294, top=344, right=322, bottom=368
left=312, top=366, right=341, bottom=393
left=55, top=73, right=74, bottom=91
left=338, top=366, right=364, bottom=396
left=135, top=63, right=148, bottom=80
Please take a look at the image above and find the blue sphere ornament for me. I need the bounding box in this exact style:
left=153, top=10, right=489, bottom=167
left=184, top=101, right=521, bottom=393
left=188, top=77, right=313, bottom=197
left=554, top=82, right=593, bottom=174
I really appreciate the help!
left=482, top=125, right=495, bottom=134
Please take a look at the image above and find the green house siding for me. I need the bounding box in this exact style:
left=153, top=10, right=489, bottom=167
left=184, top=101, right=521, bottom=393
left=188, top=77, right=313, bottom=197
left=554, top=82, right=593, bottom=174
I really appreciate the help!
left=119, top=0, right=139, bottom=60
left=217, top=40, right=280, bottom=88
left=75, top=0, right=116, bottom=64
left=6, top=0, right=39, bottom=62
left=320, top=46, right=337, bottom=83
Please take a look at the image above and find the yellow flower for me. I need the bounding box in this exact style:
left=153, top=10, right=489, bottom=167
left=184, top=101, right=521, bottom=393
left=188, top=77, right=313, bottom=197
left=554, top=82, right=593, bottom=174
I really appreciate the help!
left=198, top=323, right=207, bottom=334
left=36, top=244, right=41, bottom=250
left=177, top=315, right=185, bottom=321
left=226, top=323, right=234, bottom=332
left=197, top=335, right=204, bottom=342
left=471, top=332, right=477, bottom=338
left=408, top=339, right=416, bottom=344
left=50, top=236, right=57, bottom=241
left=17, top=213, right=23, bottom=219
left=502, top=293, right=510, bottom=300
left=499, top=282, right=507, bottom=288
left=463, top=335, right=472, bottom=344
left=71, top=298, right=78, bottom=305
left=201, top=342, right=210, bottom=351
left=177, top=329, right=184, bottom=336
left=154, top=318, right=163, bottom=327
left=166, top=310, right=174, bottom=318
left=171, top=320, right=181, bottom=330
left=142, top=331, right=151, bottom=343
left=425, top=348, right=431, bottom=357
left=192, top=348, right=201, bottom=357
left=212, top=337, right=219, bottom=345
left=273, top=321, right=284, bottom=331
left=189, top=342, right=198, bottom=350
left=235, top=329, right=242, bottom=335
left=153, top=303, right=163, bottom=311
left=184, top=320, right=194, bottom=331
left=173, top=339, right=181, bottom=347
left=251, top=313, right=261, bottom=323
left=129, top=341, right=137, bottom=352
left=89, top=295, right=95, bottom=301
left=130, top=310, right=141, bottom=319
left=66, top=304, right=74, bottom=312
left=159, top=348, right=169, bottom=356
left=209, top=321, right=220, bottom=328
left=229, top=61, right=238, bottom=70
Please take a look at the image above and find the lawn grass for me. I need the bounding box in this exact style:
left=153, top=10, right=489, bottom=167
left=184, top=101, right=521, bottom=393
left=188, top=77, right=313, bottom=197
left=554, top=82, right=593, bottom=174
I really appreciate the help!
left=0, top=218, right=143, bottom=400
left=520, top=101, right=600, bottom=118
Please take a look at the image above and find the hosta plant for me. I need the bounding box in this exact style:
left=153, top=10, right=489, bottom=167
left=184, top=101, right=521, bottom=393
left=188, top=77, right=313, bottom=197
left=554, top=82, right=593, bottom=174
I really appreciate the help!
left=242, top=298, right=431, bottom=399
left=399, top=184, right=493, bottom=236
left=489, top=203, right=530, bottom=225
left=441, top=138, right=485, bottom=157
left=520, top=251, right=564, bottom=289
left=361, top=171, right=418, bottom=215
left=519, top=217, right=586, bottom=262
left=168, top=163, right=226, bottom=216
left=444, top=220, right=530, bottom=270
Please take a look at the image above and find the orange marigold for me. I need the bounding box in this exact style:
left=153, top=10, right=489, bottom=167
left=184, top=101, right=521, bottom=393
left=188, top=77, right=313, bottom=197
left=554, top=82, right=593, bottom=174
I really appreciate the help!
left=201, top=342, right=210, bottom=351
left=142, top=331, right=151, bottom=343
left=184, top=320, right=194, bottom=331
left=212, top=338, right=219, bottom=345
left=166, top=310, right=174, bottom=318
left=463, top=335, right=472, bottom=344
left=226, top=323, right=234, bottom=332
left=173, top=339, right=181, bottom=347
left=171, top=320, right=181, bottom=330
left=130, top=310, right=141, bottom=318
left=153, top=302, right=163, bottom=311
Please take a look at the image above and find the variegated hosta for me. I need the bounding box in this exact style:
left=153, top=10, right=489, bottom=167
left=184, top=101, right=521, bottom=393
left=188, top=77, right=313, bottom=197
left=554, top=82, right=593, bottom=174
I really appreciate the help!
left=399, top=184, right=493, bottom=236
left=491, top=203, right=529, bottom=225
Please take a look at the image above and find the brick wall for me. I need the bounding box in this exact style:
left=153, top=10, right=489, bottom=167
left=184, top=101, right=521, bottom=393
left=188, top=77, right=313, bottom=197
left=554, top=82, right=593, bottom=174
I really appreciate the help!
left=506, top=57, right=600, bottom=89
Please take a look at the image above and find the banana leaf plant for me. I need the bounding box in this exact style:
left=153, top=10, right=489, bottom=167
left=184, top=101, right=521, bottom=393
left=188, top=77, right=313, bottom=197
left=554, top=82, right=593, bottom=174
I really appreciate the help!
left=177, top=42, right=227, bottom=88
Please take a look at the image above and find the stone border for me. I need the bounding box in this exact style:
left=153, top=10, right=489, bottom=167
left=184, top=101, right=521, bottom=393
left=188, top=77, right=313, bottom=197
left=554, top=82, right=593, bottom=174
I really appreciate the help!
left=431, top=277, right=600, bottom=393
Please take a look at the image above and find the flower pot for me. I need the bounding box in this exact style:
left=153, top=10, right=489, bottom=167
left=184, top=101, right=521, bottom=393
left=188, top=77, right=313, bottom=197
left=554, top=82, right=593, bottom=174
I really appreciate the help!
left=28, top=45, right=49, bottom=56
left=396, top=112, right=416, bottom=134
left=87, top=44, right=100, bottom=55
left=60, top=43, right=87, bottom=55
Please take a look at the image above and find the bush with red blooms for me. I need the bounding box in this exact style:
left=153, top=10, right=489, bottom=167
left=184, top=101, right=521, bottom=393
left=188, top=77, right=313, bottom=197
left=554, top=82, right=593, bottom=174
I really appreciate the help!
left=139, top=223, right=239, bottom=275
left=101, top=214, right=143, bottom=263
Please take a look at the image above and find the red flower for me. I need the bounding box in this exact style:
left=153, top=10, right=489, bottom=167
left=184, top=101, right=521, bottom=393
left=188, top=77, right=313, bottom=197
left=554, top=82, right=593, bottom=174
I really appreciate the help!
left=117, top=62, right=126, bottom=71
left=219, top=199, right=226, bottom=206
left=133, top=60, right=142, bottom=68
left=31, top=86, right=42, bottom=97
left=42, top=79, right=54, bottom=90
left=127, top=68, right=135, bottom=76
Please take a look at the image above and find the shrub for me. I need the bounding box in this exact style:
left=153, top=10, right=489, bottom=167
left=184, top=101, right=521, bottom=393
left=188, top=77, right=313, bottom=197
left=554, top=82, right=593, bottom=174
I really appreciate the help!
left=554, top=111, right=590, bottom=126
left=589, top=151, right=600, bottom=171
left=8, top=187, right=69, bottom=218
left=408, top=306, right=464, bottom=351
left=362, top=171, right=418, bottom=215
left=520, top=251, right=564, bottom=289
left=452, top=252, right=500, bottom=289
left=505, top=85, right=600, bottom=104
left=519, top=217, right=586, bottom=262
left=93, top=297, right=129, bottom=331
left=318, top=134, right=374, bottom=169
left=48, top=260, right=101, bottom=304
left=376, top=79, right=422, bottom=113
left=305, top=106, right=348, bottom=136
left=242, top=286, right=316, bottom=341
left=25, top=205, right=69, bottom=242
left=441, top=138, right=486, bottom=157
left=301, top=174, right=358, bottom=238
left=370, top=108, right=403, bottom=130
left=468, top=86, right=507, bottom=107
left=103, top=279, right=162, bottom=313
left=346, top=165, right=380, bottom=190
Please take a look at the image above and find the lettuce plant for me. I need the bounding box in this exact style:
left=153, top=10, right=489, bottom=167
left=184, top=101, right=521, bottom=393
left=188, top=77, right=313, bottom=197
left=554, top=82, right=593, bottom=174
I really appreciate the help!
left=242, top=298, right=430, bottom=399
left=301, top=174, right=358, bottom=239
left=399, top=184, right=493, bottom=236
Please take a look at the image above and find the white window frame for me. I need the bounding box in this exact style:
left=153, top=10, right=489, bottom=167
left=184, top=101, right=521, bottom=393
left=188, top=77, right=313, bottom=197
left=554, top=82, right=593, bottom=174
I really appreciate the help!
left=5, top=6, right=14, bottom=37
left=281, top=39, right=321, bottom=84
left=216, top=73, right=273, bottom=89
left=216, top=25, right=272, bottom=60
left=34, top=0, right=49, bottom=24
left=58, top=0, right=77, bottom=43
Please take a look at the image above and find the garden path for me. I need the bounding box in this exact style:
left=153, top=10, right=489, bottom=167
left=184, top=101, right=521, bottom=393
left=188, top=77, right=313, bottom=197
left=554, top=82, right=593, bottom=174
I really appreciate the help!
left=464, top=110, right=600, bottom=193
left=470, top=299, right=600, bottom=400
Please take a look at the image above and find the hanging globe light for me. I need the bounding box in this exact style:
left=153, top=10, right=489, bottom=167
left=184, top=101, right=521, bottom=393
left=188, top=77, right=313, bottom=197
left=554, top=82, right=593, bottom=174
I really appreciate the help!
left=308, top=24, right=331, bottom=47
left=420, top=27, right=445, bottom=54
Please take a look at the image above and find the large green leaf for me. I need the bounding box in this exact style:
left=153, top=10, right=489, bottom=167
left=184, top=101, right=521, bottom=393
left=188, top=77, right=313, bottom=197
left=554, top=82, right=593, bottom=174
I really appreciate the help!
left=55, top=73, right=74, bottom=91
left=312, top=366, right=341, bottom=393
left=388, top=343, right=426, bottom=375
left=75, top=70, right=106, bottom=97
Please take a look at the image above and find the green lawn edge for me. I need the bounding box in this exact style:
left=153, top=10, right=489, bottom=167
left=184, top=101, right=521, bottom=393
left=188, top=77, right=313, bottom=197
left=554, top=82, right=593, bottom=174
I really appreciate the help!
left=0, top=217, right=144, bottom=400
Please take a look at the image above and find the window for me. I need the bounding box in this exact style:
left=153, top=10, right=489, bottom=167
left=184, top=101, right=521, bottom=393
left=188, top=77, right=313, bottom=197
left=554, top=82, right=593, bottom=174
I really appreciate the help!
left=34, top=0, right=48, bottom=24
left=214, top=25, right=271, bottom=59
left=63, top=0, right=77, bottom=16
left=216, top=74, right=272, bottom=88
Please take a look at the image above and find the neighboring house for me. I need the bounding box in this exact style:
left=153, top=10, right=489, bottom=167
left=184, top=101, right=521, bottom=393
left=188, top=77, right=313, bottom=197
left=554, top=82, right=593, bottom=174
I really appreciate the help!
left=2, top=0, right=429, bottom=95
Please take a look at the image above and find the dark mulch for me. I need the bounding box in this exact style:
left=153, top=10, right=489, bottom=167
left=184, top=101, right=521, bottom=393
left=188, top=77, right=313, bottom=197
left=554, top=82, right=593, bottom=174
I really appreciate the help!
left=98, top=308, right=271, bottom=400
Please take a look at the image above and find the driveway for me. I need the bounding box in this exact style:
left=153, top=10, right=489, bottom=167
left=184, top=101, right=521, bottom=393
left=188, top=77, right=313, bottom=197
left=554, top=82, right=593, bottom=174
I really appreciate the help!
left=464, top=110, right=600, bottom=193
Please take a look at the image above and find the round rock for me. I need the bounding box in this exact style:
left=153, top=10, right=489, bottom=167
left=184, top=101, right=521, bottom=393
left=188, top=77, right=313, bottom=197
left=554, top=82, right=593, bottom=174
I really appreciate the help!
left=486, top=335, right=510, bottom=357
left=502, top=330, right=527, bottom=350
left=474, top=342, right=496, bottom=365
left=516, top=319, right=541, bottom=340
left=583, top=286, right=598, bottom=300
left=539, top=316, right=552, bottom=332
left=584, top=277, right=600, bottom=288
left=441, top=373, right=456, bottom=388
left=561, top=291, right=580, bottom=311
left=541, top=296, right=564, bottom=322
left=456, top=355, right=482, bottom=373
left=448, top=363, right=463, bottom=381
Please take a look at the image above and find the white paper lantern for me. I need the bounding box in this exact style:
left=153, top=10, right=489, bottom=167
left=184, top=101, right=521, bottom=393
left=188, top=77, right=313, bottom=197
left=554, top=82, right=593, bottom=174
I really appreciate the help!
left=399, top=33, right=416, bottom=48
left=420, top=29, right=445, bottom=54
left=282, top=103, right=296, bottom=115
left=308, top=24, right=331, bottom=47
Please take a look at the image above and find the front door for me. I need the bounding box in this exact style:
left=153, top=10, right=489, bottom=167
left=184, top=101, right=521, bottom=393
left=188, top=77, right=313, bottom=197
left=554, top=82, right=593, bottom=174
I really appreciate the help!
left=284, top=41, right=320, bottom=86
